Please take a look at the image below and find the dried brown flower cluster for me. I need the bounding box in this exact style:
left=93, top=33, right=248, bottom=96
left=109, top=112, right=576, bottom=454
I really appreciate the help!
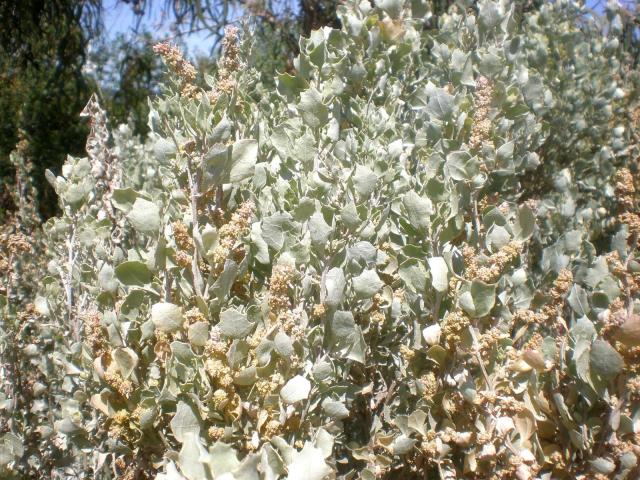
left=268, top=263, right=296, bottom=314
left=441, top=309, right=471, bottom=349
left=605, top=253, right=640, bottom=312
left=84, top=312, right=108, bottom=357
left=172, top=221, right=193, bottom=251
left=7, top=232, right=31, bottom=255
left=153, top=330, right=172, bottom=364
left=211, top=201, right=255, bottom=266
left=104, top=362, right=134, bottom=399
left=419, top=371, right=437, bottom=399
left=614, top=168, right=636, bottom=211
left=108, top=410, right=136, bottom=444
left=613, top=167, right=640, bottom=238
left=514, top=268, right=573, bottom=332
left=368, top=293, right=386, bottom=325
left=464, top=241, right=522, bottom=283
left=0, top=225, right=31, bottom=285
left=469, top=76, right=494, bottom=150
left=620, top=211, right=640, bottom=238
left=184, top=307, right=206, bottom=327
left=153, top=42, right=198, bottom=97
left=277, top=308, right=305, bottom=340
left=203, top=328, right=241, bottom=418
left=208, top=26, right=243, bottom=103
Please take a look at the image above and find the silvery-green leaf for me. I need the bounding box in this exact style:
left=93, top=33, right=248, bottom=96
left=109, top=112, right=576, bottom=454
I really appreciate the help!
left=170, top=401, right=200, bottom=443
left=427, top=257, right=448, bottom=293
left=178, top=433, right=209, bottom=480
left=294, top=197, right=315, bottom=221
left=54, top=417, right=82, bottom=435
left=152, top=302, right=183, bottom=332
left=331, top=311, right=366, bottom=363
left=281, top=375, right=311, bottom=404
left=0, top=433, right=23, bottom=465
left=496, top=141, right=514, bottom=162
left=377, top=0, right=402, bottom=19
left=251, top=223, right=270, bottom=264
left=171, top=341, right=196, bottom=363
left=572, top=317, right=596, bottom=342
left=113, top=347, right=138, bottom=379
left=322, top=400, right=349, bottom=420
left=590, top=340, right=624, bottom=380
left=308, top=212, right=332, bottom=246
left=234, top=453, right=260, bottom=480
left=98, top=264, right=118, bottom=293
left=218, top=309, right=252, bottom=339
left=277, top=73, right=309, bottom=99
left=347, top=241, right=377, bottom=266
left=261, top=444, right=286, bottom=479
left=229, top=139, right=258, bottom=183
left=312, top=361, right=333, bottom=382
left=34, top=295, right=50, bottom=316
left=207, top=442, right=240, bottom=475
left=479, top=1, right=503, bottom=30
left=391, top=435, right=417, bottom=455
left=445, top=151, right=471, bottom=181
left=459, top=281, right=496, bottom=318
left=568, top=285, right=590, bottom=317
left=353, top=165, right=377, bottom=198
left=286, top=443, right=332, bottom=480
left=188, top=322, right=210, bottom=347
left=111, top=188, right=138, bottom=212
left=398, top=260, right=427, bottom=293
left=353, top=269, right=383, bottom=298
left=324, top=268, right=346, bottom=308
left=115, top=260, right=151, bottom=286
left=153, top=137, right=177, bottom=162
left=426, top=88, right=454, bottom=120
left=403, top=191, right=432, bottom=231
left=262, top=213, right=294, bottom=250
left=513, top=206, right=535, bottom=240
left=209, top=116, right=231, bottom=144
left=340, top=202, right=360, bottom=231
left=487, top=225, right=510, bottom=250
left=127, top=197, right=160, bottom=233
left=573, top=338, right=591, bottom=384
left=315, top=428, right=334, bottom=459
left=274, top=331, right=294, bottom=358
left=255, top=339, right=274, bottom=366
left=234, top=366, right=257, bottom=386
left=589, top=458, right=616, bottom=474
left=422, top=325, right=442, bottom=346
left=298, top=88, right=328, bottom=129
left=211, top=259, right=239, bottom=302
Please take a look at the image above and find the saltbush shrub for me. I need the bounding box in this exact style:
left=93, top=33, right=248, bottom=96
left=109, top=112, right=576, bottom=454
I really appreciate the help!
left=2, top=1, right=640, bottom=479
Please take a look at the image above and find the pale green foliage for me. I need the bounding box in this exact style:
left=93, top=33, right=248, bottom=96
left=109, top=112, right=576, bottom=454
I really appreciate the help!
left=2, top=1, right=640, bottom=479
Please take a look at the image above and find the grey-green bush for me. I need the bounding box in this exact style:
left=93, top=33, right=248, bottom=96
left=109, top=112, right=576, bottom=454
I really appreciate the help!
left=2, top=1, right=640, bottom=479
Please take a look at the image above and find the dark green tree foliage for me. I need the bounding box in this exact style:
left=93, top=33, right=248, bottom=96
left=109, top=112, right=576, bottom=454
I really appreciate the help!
left=87, top=32, right=164, bottom=135
left=0, top=0, right=101, bottom=218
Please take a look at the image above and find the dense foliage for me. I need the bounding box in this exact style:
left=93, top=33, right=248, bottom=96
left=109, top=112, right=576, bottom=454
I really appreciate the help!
left=2, top=0, right=640, bottom=479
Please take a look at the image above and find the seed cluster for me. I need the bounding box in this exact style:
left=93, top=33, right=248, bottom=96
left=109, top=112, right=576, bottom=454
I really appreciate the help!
left=514, top=268, right=573, bottom=328
left=172, top=221, right=193, bottom=251
left=84, top=312, right=108, bottom=357
left=104, top=362, right=134, bottom=399
left=469, top=76, right=494, bottom=150
left=153, top=42, right=198, bottom=97
left=208, top=26, right=243, bottom=103
left=268, top=263, right=296, bottom=314
left=212, top=201, right=255, bottom=266
left=441, top=310, right=471, bottom=349
left=464, top=241, right=522, bottom=283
